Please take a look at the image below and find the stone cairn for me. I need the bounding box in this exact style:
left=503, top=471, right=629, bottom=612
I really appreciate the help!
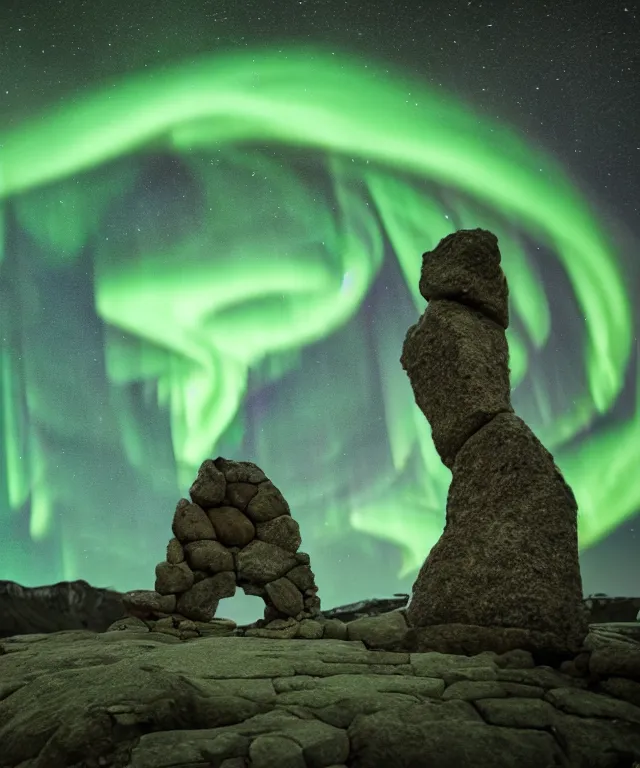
left=400, top=228, right=589, bottom=658
left=120, top=457, right=347, bottom=641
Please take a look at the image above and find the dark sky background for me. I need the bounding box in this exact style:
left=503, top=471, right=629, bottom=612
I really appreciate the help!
left=1, top=0, right=638, bottom=230
left=0, top=0, right=638, bottom=597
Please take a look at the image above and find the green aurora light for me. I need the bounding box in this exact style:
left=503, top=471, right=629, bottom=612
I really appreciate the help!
left=0, top=47, right=637, bottom=599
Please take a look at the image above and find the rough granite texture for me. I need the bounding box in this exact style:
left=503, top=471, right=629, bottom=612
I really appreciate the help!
left=401, top=228, right=588, bottom=657
left=122, top=456, right=322, bottom=634
left=0, top=617, right=639, bottom=768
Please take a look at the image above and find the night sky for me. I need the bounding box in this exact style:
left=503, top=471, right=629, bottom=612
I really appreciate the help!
left=0, top=0, right=638, bottom=612
left=2, top=0, right=638, bottom=226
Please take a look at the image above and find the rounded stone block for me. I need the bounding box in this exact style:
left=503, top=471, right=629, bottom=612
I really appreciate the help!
left=245, top=481, right=291, bottom=523
left=175, top=578, right=221, bottom=622
left=154, top=561, right=195, bottom=595
left=207, top=506, right=255, bottom=547
left=265, top=576, right=305, bottom=617
left=184, top=540, right=234, bottom=573
left=419, top=228, right=509, bottom=329
left=285, top=564, right=317, bottom=591
left=224, top=482, right=258, bottom=511
left=407, top=413, right=587, bottom=652
left=236, top=540, right=298, bottom=584
left=172, top=500, right=216, bottom=543
left=122, top=590, right=177, bottom=619
left=166, top=538, right=184, bottom=564
left=401, top=299, right=512, bottom=468
left=189, top=459, right=227, bottom=508
left=256, top=515, right=301, bottom=553
left=214, top=457, right=267, bottom=484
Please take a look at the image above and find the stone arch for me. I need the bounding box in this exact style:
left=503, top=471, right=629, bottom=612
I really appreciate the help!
left=150, top=458, right=321, bottom=626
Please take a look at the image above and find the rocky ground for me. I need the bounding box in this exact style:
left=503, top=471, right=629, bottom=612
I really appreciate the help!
left=0, top=600, right=639, bottom=768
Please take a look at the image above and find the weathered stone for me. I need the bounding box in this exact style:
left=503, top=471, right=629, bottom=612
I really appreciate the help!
left=192, top=617, right=237, bottom=637
left=406, top=413, right=587, bottom=653
left=256, top=515, right=302, bottom=552
left=245, top=481, right=290, bottom=523
left=1, top=630, right=640, bottom=766
left=214, top=457, right=267, bottom=484
left=106, top=615, right=150, bottom=633
left=264, top=604, right=290, bottom=623
left=545, top=686, right=640, bottom=725
left=401, top=299, right=512, bottom=469
left=418, top=228, right=509, bottom=328
left=219, top=759, right=246, bottom=768
left=265, top=577, right=304, bottom=617
left=236, top=540, right=298, bottom=584
left=442, top=680, right=507, bottom=701
left=321, top=618, right=349, bottom=640
left=184, top=540, right=234, bottom=573
left=496, top=666, right=587, bottom=690
left=175, top=577, right=222, bottom=621
left=552, top=713, right=640, bottom=767
left=304, top=595, right=322, bottom=615
left=207, top=506, right=256, bottom=547
left=156, top=457, right=307, bottom=629
left=154, top=561, right=194, bottom=595
left=225, top=482, right=258, bottom=511
left=494, top=649, right=535, bottom=669
left=296, top=619, right=325, bottom=639
left=585, top=624, right=640, bottom=651
left=600, top=677, right=640, bottom=707
left=590, top=645, right=640, bottom=682
left=238, top=582, right=267, bottom=598
left=347, top=701, right=562, bottom=768
left=189, top=458, right=227, bottom=508
left=206, top=571, right=237, bottom=600
left=151, top=617, right=183, bottom=637
left=499, top=682, right=544, bottom=698
left=192, top=569, right=209, bottom=583
left=166, top=537, right=184, bottom=564
left=121, top=590, right=177, bottom=619
left=285, top=565, right=316, bottom=591
left=150, top=616, right=202, bottom=641
left=475, top=697, right=557, bottom=729
left=171, top=499, right=216, bottom=543
left=245, top=618, right=300, bottom=639
left=401, top=229, right=587, bottom=658
left=404, top=621, right=585, bottom=659
left=409, top=651, right=498, bottom=684
left=346, top=611, right=408, bottom=650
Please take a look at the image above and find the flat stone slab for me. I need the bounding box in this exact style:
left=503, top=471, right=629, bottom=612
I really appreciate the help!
left=1, top=629, right=639, bottom=768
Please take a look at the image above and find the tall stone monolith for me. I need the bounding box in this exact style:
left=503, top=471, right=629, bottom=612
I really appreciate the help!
left=400, top=228, right=588, bottom=657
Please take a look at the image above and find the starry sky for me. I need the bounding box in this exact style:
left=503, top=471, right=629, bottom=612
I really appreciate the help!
left=1, top=0, right=638, bottom=229
left=0, top=0, right=638, bottom=607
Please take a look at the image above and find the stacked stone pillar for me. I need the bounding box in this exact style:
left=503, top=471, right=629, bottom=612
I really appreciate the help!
left=400, top=228, right=588, bottom=656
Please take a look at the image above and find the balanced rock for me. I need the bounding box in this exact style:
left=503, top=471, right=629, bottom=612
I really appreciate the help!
left=401, top=229, right=588, bottom=657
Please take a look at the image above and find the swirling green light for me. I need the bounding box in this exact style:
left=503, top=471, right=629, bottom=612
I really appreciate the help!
left=0, top=46, right=637, bottom=596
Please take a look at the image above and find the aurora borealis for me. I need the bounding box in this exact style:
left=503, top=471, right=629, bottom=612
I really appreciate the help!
left=1, top=0, right=638, bottom=619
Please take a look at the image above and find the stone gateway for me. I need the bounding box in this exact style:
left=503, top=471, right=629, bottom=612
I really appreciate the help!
left=123, top=457, right=323, bottom=638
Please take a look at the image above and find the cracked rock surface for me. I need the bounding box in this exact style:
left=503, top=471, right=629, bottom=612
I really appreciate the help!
left=0, top=615, right=639, bottom=767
